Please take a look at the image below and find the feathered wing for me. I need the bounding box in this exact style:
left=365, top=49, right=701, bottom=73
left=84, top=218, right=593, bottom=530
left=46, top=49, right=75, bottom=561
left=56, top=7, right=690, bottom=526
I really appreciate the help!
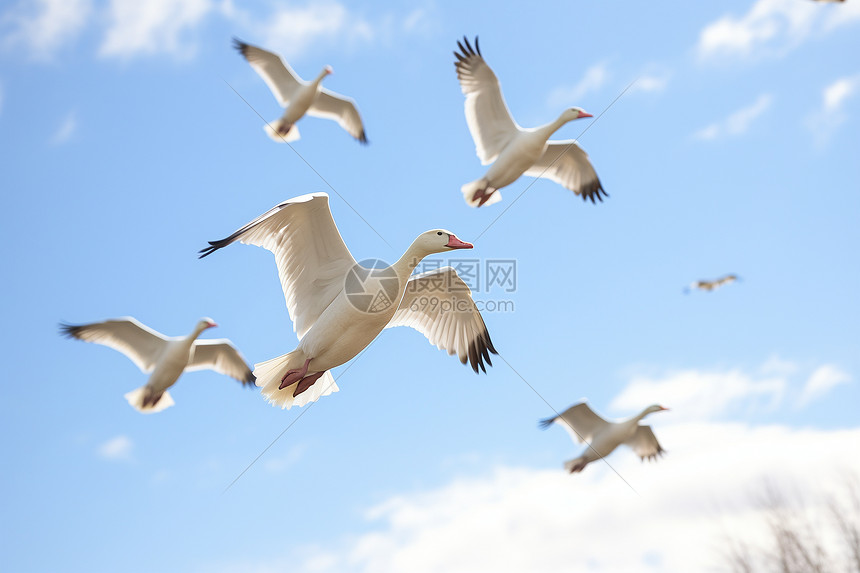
left=233, top=38, right=303, bottom=106
left=200, top=193, right=357, bottom=339
left=524, top=141, right=607, bottom=203
left=541, top=402, right=608, bottom=444
left=454, top=36, right=519, bottom=164
left=308, top=88, right=367, bottom=143
left=385, top=267, right=497, bottom=373
left=624, top=425, right=666, bottom=461
left=60, top=317, right=169, bottom=373
left=187, top=339, right=256, bottom=386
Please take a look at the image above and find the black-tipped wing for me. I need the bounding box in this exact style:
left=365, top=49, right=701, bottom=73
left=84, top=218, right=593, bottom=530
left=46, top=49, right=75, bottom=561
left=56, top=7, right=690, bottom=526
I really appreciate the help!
left=59, top=317, right=169, bottom=373
left=624, top=425, right=666, bottom=461
left=188, top=339, right=255, bottom=386
left=524, top=141, right=607, bottom=203
left=386, top=267, right=497, bottom=373
left=233, top=38, right=303, bottom=106
left=454, top=36, right=519, bottom=164
left=199, top=193, right=356, bottom=340
left=545, top=402, right=608, bottom=444
left=308, top=88, right=367, bottom=143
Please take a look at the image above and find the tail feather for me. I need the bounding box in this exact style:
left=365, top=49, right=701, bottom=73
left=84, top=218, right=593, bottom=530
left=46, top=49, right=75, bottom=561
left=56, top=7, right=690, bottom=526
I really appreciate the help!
left=461, top=179, right=502, bottom=208
left=124, top=386, right=174, bottom=414
left=264, top=119, right=301, bottom=143
left=254, top=352, right=339, bottom=410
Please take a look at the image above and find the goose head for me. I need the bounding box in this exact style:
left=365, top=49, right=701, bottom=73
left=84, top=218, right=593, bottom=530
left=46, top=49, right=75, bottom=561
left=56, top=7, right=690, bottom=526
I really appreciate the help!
left=641, top=404, right=669, bottom=418
left=196, top=317, right=218, bottom=331
left=411, top=229, right=474, bottom=257
left=560, top=106, right=593, bottom=122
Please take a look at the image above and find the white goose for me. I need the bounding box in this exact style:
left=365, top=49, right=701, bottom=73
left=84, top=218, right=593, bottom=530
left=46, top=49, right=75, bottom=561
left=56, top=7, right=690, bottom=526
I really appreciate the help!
left=454, top=37, right=606, bottom=207
left=540, top=402, right=668, bottom=473
left=234, top=38, right=367, bottom=144
left=200, top=192, right=497, bottom=409
left=684, top=273, right=740, bottom=294
left=60, top=317, right=255, bottom=413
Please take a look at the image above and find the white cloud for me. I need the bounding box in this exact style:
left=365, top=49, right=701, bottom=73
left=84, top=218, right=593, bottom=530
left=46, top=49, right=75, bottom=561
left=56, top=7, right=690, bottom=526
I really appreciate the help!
left=610, top=366, right=785, bottom=422
left=50, top=111, right=77, bottom=144
left=798, top=364, right=851, bottom=406
left=262, top=444, right=307, bottom=474
left=631, top=71, right=670, bottom=94
left=221, top=422, right=860, bottom=573
left=246, top=1, right=374, bottom=61
left=697, top=0, right=860, bottom=61
left=99, top=0, right=213, bottom=59
left=1, top=0, right=92, bottom=60
left=547, top=62, right=609, bottom=108
left=807, top=74, right=860, bottom=146
left=97, top=435, right=133, bottom=461
left=694, top=94, right=772, bottom=141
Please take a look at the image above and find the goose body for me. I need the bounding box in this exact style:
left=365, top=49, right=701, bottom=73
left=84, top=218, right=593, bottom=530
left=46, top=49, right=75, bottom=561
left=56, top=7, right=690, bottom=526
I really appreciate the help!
left=60, top=317, right=255, bottom=413
left=454, top=36, right=606, bottom=207
left=540, top=402, right=668, bottom=473
left=685, top=273, right=740, bottom=293
left=200, top=193, right=497, bottom=409
left=234, top=39, right=367, bottom=143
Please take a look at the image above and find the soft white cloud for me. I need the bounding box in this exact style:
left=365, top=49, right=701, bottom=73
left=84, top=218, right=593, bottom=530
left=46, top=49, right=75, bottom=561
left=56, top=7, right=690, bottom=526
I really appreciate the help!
left=246, top=1, right=374, bottom=61
left=610, top=366, right=785, bottom=422
left=697, top=0, right=860, bottom=61
left=807, top=74, right=860, bottom=146
left=798, top=364, right=851, bottom=406
left=631, top=71, right=670, bottom=94
left=2, top=0, right=92, bottom=60
left=50, top=111, right=77, bottom=144
left=262, top=444, right=307, bottom=474
left=97, top=435, right=133, bottom=461
left=694, top=94, right=772, bottom=141
left=219, top=422, right=860, bottom=573
left=547, top=62, right=609, bottom=108
left=99, top=0, right=213, bottom=59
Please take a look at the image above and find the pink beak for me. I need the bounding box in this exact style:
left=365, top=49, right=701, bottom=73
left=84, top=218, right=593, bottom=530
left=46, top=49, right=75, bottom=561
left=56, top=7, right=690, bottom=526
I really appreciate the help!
left=207, top=322, right=218, bottom=328
left=660, top=406, right=670, bottom=411
left=579, top=111, right=594, bottom=119
left=446, top=234, right=473, bottom=249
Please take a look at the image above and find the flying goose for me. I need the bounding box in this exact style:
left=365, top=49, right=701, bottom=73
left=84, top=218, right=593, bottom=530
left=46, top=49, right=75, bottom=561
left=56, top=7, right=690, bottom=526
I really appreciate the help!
left=684, top=274, right=740, bottom=293
left=60, top=317, right=255, bottom=413
left=454, top=36, right=606, bottom=207
left=200, top=192, right=497, bottom=409
left=233, top=38, right=367, bottom=143
left=540, top=402, right=668, bottom=473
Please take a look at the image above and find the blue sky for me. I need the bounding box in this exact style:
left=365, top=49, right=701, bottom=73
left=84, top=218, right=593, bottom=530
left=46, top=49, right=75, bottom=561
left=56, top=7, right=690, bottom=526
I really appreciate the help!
left=1, top=0, right=859, bottom=571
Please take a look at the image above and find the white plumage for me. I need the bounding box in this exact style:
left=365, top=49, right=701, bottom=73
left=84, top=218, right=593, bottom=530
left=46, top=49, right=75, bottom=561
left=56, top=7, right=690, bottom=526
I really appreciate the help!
left=60, top=317, right=255, bottom=413
left=200, top=193, right=497, bottom=409
left=454, top=36, right=606, bottom=207
left=234, top=38, right=367, bottom=144
left=540, top=402, right=668, bottom=473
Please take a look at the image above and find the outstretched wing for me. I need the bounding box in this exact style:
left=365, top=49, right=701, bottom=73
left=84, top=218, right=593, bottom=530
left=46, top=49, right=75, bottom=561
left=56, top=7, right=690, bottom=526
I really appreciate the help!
left=200, top=193, right=356, bottom=340
left=60, top=317, right=169, bottom=373
left=233, top=38, right=303, bottom=106
left=624, top=425, right=666, bottom=461
left=524, top=141, right=607, bottom=203
left=308, top=88, right=367, bottom=143
left=454, top=36, right=520, bottom=164
left=386, top=267, right=497, bottom=373
left=540, top=402, right=608, bottom=444
left=188, top=339, right=255, bottom=386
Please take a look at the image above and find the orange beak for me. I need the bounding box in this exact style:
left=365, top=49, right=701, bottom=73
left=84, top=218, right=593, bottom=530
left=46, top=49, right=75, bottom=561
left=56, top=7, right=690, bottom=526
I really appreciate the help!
left=579, top=111, right=594, bottom=119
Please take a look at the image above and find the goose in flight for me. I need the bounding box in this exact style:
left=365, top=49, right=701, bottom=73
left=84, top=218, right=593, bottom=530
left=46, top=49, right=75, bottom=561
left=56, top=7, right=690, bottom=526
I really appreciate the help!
left=233, top=38, right=367, bottom=144
left=200, top=192, right=497, bottom=409
left=454, top=36, right=606, bottom=207
left=540, top=402, right=668, bottom=473
left=684, top=274, right=740, bottom=294
left=60, top=317, right=255, bottom=413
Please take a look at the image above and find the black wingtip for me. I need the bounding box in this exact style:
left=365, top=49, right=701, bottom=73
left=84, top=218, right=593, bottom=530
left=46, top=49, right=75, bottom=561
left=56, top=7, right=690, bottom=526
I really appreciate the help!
left=538, top=417, right=556, bottom=430
left=59, top=322, right=82, bottom=339
left=232, top=37, right=248, bottom=55
left=358, top=130, right=368, bottom=145
left=198, top=241, right=223, bottom=259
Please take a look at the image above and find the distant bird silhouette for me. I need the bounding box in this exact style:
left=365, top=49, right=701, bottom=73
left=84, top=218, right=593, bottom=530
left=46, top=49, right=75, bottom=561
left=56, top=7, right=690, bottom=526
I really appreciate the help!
left=60, top=317, right=255, bottom=413
left=540, top=402, right=668, bottom=473
left=684, top=274, right=740, bottom=294
left=233, top=38, right=367, bottom=144
left=454, top=36, right=605, bottom=207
